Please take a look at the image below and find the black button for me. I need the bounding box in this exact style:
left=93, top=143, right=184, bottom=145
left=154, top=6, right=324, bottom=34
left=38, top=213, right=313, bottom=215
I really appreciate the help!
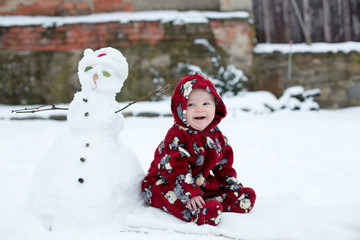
left=78, top=178, right=84, bottom=183
left=83, top=98, right=88, bottom=102
left=85, top=143, right=90, bottom=147
left=84, top=112, right=89, bottom=117
left=80, top=157, right=86, bottom=162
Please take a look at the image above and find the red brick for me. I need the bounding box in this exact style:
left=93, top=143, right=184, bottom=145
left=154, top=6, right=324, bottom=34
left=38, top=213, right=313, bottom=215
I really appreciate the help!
left=9, top=46, right=24, bottom=51
left=18, top=32, right=38, bottom=42
left=215, top=39, right=224, bottom=45
left=69, top=24, right=83, bottom=32
left=55, top=26, right=68, bottom=32
left=68, top=36, right=79, bottom=44
left=106, top=22, right=121, bottom=29
left=93, top=0, right=123, bottom=13
left=17, top=2, right=59, bottom=16
left=123, top=27, right=139, bottom=34
left=115, top=41, right=130, bottom=47
left=58, top=44, right=83, bottom=51
left=210, top=20, right=222, bottom=28
left=1, top=15, right=249, bottom=52
left=95, top=24, right=108, bottom=35
left=145, top=22, right=159, bottom=28
left=22, top=27, right=35, bottom=33
left=123, top=3, right=135, bottom=12
left=76, top=34, right=89, bottom=44
left=128, top=33, right=141, bottom=41
left=35, top=26, right=47, bottom=33
left=62, top=2, right=75, bottom=10
left=22, top=38, right=38, bottom=46
left=10, top=27, right=22, bottom=33
left=76, top=2, right=88, bottom=9
left=39, top=45, right=58, bottom=51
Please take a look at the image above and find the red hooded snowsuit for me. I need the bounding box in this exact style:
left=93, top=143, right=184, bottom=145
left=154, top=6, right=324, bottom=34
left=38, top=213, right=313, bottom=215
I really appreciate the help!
left=141, top=72, right=256, bottom=226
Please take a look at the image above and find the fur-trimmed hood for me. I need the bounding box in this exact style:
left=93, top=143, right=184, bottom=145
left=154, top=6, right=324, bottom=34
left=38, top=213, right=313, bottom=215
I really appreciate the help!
left=170, top=72, right=227, bottom=130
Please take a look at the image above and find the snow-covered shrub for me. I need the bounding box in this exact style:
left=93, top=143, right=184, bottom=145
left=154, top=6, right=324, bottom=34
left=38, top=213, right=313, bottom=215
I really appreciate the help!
left=225, top=86, right=320, bottom=115
left=224, top=91, right=281, bottom=114
left=279, top=86, right=320, bottom=111
left=177, top=39, right=248, bottom=97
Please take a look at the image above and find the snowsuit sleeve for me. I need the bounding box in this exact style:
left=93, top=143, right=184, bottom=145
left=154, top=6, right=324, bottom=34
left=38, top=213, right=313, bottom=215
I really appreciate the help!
left=156, top=126, right=202, bottom=203
left=212, top=134, right=243, bottom=191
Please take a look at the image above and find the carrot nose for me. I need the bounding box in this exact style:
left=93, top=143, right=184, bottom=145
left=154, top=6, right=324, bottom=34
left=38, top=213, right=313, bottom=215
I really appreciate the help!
left=93, top=73, right=98, bottom=88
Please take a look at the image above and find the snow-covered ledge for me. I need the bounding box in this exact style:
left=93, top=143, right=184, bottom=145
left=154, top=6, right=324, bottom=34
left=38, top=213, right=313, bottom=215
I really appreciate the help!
left=254, top=42, right=360, bottom=54
left=0, top=10, right=249, bottom=27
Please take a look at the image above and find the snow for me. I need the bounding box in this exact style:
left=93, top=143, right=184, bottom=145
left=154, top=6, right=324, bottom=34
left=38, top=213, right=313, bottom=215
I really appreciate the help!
left=0, top=10, right=249, bottom=27
left=1, top=7, right=359, bottom=239
left=1, top=99, right=360, bottom=239
left=254, top=41, right=360, bottom=54
left=5, top=88, right=319, bottom=120
left=194, top=39, right=217, bottom=53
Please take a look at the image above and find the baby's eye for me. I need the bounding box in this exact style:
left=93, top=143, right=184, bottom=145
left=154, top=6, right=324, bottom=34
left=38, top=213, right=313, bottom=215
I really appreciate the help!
left=187, top=103, right=195, bottom=107
left=203, top=102, right=211, bottom=106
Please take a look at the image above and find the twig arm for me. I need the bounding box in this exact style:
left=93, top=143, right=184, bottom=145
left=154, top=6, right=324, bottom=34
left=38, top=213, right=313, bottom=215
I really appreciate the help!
left=115, top=81, right=177, bottom=113
left=12, top=104, right=69, bottom=114
left=12, top=81, right=177, bottom=114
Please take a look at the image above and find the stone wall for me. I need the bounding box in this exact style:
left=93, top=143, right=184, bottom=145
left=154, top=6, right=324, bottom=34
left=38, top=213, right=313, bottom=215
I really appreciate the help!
left=252, top=51, right=360, bottom=108
left=0, top=16, right=253, bottom=104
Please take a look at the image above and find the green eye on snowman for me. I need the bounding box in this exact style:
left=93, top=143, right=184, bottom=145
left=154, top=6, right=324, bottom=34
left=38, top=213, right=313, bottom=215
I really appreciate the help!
left=84, top=66, right=111, bottom=77
left=84, top=66, right=93, bottom=72
left=102, top=71, right=111, bottom=77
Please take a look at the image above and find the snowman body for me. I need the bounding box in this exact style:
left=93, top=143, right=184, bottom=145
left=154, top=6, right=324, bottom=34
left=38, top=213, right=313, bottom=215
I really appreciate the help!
left=29, top=47, right=144, bottom=229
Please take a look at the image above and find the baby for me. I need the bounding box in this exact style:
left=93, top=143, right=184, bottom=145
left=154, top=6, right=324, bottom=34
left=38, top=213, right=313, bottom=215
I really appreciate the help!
left=141, top=72, right=256, bottom=226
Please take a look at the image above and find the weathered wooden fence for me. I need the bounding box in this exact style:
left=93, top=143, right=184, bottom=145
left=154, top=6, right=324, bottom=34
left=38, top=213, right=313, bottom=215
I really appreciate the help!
left=253, top=0, right=360, bottom=44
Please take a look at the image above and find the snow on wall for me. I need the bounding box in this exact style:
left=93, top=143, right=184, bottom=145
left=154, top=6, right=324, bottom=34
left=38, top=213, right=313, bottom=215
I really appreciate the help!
left=0, top=10, right=249, bottom=27
left=254, top=42, right=360, bottom=54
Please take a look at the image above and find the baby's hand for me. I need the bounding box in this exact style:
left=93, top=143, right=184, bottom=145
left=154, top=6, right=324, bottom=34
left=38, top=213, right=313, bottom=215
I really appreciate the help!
left=186, top=196, right=205, bottom=211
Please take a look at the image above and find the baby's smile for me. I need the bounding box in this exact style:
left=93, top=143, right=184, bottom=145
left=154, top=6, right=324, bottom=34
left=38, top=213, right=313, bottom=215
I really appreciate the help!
left=186, top=88, right=216, bottom=131
left=194, top=116, right=206, bottom=120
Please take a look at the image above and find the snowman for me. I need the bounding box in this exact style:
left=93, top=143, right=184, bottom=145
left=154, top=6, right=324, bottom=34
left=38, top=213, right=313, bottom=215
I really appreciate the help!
left=29, top=47, right=144, bottom=230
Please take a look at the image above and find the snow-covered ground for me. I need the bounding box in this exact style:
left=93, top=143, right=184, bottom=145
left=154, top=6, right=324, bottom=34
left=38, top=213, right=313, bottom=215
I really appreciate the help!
left=1, top=98, right=359, bottom=240
left=1, top=7, right=360, bottom=239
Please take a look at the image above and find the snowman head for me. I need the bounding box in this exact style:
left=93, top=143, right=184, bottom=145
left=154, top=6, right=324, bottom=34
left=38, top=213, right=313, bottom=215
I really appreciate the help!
left=78, top=47, right=128, bottom=96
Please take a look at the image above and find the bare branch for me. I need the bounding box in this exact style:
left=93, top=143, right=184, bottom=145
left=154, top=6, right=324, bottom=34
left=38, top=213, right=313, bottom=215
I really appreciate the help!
left=12, top=81, right=177, bottom=115
left=12, top=104, right=69, bottom=114
left=115, top=81, right=177, bottom=113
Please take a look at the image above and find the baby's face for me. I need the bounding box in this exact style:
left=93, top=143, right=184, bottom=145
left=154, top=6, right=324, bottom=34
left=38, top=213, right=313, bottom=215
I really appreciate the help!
left=186, top=88, right=216, bottom=131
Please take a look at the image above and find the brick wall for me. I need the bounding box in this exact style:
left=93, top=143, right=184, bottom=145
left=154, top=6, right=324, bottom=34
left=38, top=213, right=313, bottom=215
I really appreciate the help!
left=0, top=0, right=254, bottom=105
left=0, top=0, right=134, bottom=16
left=0, top=19, right=252, bottom=55
left=0, top=0, right=251, bottom=16
left=0, top=14, right=253, bottom=105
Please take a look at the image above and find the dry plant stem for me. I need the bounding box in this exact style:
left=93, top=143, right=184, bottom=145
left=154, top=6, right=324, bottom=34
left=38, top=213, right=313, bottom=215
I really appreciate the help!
left=115, top=81, right=177, bottom=113
left=12, top=104, right=69, bottom=114
left=12, top=81, right=178, bottom=114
